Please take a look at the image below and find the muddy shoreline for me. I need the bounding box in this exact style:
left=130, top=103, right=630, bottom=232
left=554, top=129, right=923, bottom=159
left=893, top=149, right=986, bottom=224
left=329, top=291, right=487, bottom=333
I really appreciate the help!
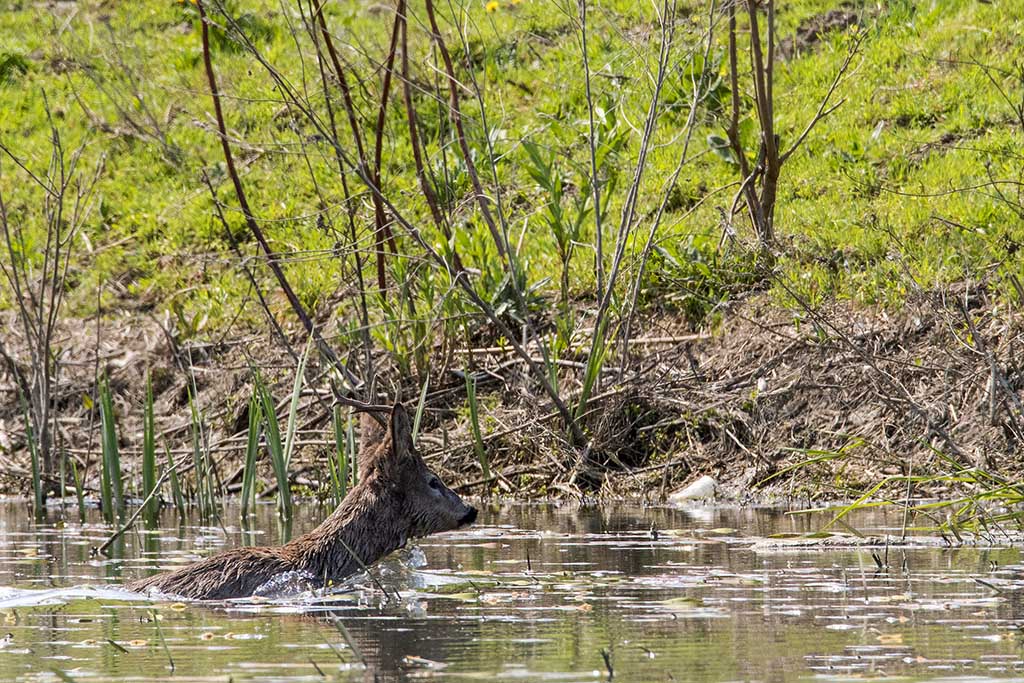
left=1, top=286, right=1021, bottom=504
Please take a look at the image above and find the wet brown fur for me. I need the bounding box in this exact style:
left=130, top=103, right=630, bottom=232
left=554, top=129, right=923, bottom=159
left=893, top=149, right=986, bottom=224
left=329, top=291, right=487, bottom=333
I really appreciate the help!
left=128, top=404, right=476, bottom=600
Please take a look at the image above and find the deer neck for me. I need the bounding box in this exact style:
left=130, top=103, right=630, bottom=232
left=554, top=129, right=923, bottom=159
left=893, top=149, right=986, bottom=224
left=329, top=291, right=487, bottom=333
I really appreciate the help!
left=287, top=481, right=407, bottom=584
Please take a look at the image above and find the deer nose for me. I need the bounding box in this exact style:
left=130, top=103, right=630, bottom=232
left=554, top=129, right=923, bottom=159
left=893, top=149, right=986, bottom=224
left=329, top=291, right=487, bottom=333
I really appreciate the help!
left=459, top=507, right=478, bottom=526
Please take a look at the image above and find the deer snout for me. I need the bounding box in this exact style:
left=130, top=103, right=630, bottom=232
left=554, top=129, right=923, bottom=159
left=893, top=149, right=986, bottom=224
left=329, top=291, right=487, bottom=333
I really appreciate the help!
left=459, top=506, right=478, bottom=527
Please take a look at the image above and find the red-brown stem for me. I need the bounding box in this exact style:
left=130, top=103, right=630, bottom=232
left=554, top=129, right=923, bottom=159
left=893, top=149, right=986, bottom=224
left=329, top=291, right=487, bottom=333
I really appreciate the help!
left=305, top=0, right=376, bottom=392
left=369, top=0, right=405, bottom=289
left=313, top=0, right=395, bottom=291
left=398, top=4, right=463, bottom=271
left=196, top=0, right=353, bottom=384
left=746, top=0, right=777, bottom=243
left=423, top=0, right=506, bottom=258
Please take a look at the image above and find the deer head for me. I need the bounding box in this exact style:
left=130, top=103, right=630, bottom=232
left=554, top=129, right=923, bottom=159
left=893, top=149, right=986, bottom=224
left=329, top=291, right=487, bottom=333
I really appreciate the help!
left=359, top=404, right=477, bottom=537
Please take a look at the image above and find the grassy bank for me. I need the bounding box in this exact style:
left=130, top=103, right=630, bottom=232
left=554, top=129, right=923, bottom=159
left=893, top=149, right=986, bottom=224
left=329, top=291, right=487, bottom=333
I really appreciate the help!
left=1, top=0, right=1023, bottom=512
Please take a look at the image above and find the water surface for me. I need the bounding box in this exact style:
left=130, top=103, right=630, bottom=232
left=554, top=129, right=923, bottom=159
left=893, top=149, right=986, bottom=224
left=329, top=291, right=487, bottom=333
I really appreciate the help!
left=1, top=501, right=1023, bottom=682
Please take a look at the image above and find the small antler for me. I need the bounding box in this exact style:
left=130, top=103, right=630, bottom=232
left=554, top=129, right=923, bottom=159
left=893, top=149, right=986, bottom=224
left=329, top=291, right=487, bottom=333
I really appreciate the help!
left=358, top=410, right=388, bottom=453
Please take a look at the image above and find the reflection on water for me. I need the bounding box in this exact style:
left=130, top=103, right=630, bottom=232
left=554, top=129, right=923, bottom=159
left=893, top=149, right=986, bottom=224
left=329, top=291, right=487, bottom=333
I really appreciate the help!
left=1, top=501, right=1024, bottom=682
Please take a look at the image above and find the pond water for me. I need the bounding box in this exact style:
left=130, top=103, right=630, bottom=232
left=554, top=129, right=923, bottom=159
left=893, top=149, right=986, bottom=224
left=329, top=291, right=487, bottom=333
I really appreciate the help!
left=1, top=500, right=1023, bottom=682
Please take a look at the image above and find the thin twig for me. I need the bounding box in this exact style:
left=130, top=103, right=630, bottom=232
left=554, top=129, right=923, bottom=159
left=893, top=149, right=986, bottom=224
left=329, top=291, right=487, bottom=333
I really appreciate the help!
left=423, top=0, right=506, bottom=257
left=97, top=467, right=173, bottom=556
left=196, top=0, right=361, bottom=396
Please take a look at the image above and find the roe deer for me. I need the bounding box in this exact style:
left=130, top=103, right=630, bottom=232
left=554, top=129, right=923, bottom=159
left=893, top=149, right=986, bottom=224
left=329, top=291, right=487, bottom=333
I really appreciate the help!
left=128, top=403, right=477, bottom=600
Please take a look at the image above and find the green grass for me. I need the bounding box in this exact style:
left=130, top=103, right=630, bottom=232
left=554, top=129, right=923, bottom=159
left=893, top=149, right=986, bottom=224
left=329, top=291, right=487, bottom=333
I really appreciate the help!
left=165, top=446, right=188, bottom=521
left=0, top=0, right=1021, bottom=385
left=788, top=444, right=1024, bottom=541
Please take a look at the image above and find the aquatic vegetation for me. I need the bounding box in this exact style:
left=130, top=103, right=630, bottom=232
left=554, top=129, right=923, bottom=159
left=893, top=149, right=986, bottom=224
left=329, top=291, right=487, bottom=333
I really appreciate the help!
left=253, top=369, right=294, bottom=522
left=781, top=443, right=1024, bottom=540
left=188, top=388, right=219, bottom=525
left=164, top=447, right=187, bottom=522
left=18, top=394, right=43, bottom=516
left=98, top=376, right=125, bottom=522
left=328, top=405, right=353, bottom=508
left=141, top=371, right=159, bottom=527
left=240, top=393, right=262, bottom=520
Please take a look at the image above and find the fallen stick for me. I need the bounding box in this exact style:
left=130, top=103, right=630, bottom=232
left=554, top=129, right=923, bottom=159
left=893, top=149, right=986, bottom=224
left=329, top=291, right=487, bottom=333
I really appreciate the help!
left=454, top=333, right=711, bottom=356
left=96, top=467, right=174, bottom=556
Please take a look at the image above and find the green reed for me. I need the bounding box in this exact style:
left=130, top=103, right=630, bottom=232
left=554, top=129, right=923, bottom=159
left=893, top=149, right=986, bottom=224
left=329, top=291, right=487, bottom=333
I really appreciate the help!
left=18, top=392, right=43, bottom=516
left=141, top=371, right=159, bottom=526
left=69, top=458, right=86, bottom=523
left=781, top=441, right=1024, bottom=540
left=413, top=377, right=429, bottom=440
left=253, top=370, right=293, bottom=521
left=329, top=405, right=349, bottom=507
left=164, top=446, right=187, bottom=522
left=150, top=608, right=175, bottom=673
left=98, top=376, right=124, bottom=522
left=188, top=389, right=219, bottom=524
left=240, top=393, right=261, bottom=520
left=347, top=410, right=358, bottom=488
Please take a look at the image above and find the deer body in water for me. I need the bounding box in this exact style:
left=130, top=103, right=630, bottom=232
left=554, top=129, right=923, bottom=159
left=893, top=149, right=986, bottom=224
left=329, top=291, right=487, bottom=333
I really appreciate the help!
left=128, top=404, right=477, bottom=600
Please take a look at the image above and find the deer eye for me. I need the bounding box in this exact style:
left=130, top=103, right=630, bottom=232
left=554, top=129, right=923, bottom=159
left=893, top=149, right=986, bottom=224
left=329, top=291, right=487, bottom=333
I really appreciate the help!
left=429, top=478, right=442, bottom=491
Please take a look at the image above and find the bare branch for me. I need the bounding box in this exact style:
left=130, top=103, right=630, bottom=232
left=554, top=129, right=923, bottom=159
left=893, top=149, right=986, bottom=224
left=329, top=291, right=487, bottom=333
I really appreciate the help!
left=195, top=0, right=360, bottom=393
left=780, top=28, right=865, bottom=165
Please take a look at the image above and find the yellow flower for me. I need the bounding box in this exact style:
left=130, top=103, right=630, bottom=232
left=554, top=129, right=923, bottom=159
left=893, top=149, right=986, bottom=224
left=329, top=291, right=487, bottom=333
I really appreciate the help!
left=485, top=0, right=499, bottom=11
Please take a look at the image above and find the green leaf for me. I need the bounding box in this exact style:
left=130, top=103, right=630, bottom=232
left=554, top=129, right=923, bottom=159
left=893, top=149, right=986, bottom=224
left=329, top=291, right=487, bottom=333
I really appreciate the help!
left=707, top=134, right=737, bottom=164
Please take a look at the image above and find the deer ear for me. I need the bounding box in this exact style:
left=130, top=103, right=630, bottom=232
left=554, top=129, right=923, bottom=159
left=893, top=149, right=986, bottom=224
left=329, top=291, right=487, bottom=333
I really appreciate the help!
left=389, top=402, right=414, bottom=460
left=357, top=411, right=387, bottom=474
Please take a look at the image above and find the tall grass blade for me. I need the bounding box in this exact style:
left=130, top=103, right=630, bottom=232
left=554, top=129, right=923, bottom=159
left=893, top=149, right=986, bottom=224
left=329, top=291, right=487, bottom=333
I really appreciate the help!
left=347, top=414, right=357, bottom=487
left=329, top=405, right=349, bottom=507
left=188, top=389, right=218, bottom=524
left=98, top=376, right=124, bottom=522
left=240, top=394, right=262, bottom=520
left=142, top=371, right=158, bottom=526
left=50, top=669, right=79, bottom=683
left=58, top=422, right=66, bottom=504
left=574, top=318, right=610, bottom=420
left=283, top=335, right=313, bottom=470
left=29, top=435, right=42, bottom=516
left=254, top=370, right=292, bottom=521
left=413, top=377, right=430, bottom=440
left=150, top=608, right=175, bottom=673
left=188, top=390, right=206, bottom=522
left=70, top=459, right=86, bottom=523
left=465, top=374, right=490, bottom=481
left=756, top=441, right=864, bottom=487
left=164, top=446, right=187, bottom=522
